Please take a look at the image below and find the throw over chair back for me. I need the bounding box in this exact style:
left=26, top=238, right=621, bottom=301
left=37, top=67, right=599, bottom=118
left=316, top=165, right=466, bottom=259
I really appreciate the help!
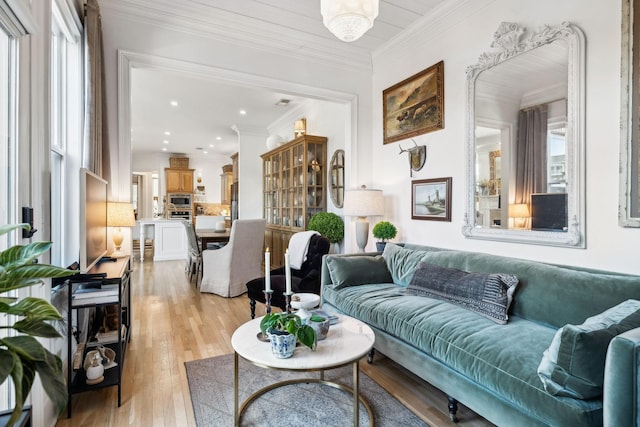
left=200, top=219, right=266, bottom=297
left=246, top=232, right=330, bottom=318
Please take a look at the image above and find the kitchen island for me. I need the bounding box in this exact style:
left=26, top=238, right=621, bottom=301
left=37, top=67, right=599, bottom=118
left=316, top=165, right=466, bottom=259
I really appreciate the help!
left=137, top=218, right=188, bottom=262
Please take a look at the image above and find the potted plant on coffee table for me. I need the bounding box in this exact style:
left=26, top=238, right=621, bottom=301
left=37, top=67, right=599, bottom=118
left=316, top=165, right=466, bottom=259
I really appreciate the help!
left=372, top=221, right=398, bottom=252
left=260, top=312, right=321, bottom=358
left=0, top=224, right=77, bottom=425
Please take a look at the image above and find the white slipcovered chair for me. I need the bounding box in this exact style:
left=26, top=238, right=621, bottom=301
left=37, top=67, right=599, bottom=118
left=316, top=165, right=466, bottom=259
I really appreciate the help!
left=199, top=219, right=266, bottom=297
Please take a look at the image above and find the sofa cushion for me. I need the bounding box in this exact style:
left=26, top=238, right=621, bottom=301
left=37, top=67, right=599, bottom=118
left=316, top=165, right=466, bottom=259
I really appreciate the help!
left=406, top=262, right=519, bottom=324
left=537, top=299, right=640, bottom=399
left=325, top=255, right=392, bottom=289
left=381, top=243, right=429, bottom=286
left=322, top=283, right=603, bottom=426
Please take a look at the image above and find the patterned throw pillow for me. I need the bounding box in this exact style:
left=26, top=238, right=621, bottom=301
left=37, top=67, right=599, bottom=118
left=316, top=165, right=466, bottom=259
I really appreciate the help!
left=406, top=262, right=519, bottom=324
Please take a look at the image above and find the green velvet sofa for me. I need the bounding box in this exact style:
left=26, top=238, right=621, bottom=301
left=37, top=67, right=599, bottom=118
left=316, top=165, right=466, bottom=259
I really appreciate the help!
left=320, top=243, right=640, bottom=427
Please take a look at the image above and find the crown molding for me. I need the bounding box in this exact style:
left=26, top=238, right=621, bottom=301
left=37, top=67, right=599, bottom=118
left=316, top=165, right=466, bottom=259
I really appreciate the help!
left=101, top=0, right=374, bottom=72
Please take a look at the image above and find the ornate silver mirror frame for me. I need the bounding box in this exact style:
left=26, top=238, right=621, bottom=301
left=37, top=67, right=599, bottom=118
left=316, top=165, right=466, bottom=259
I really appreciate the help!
left=619, top=0, right=640, bottom=227
left=462, top=22, right=586, bottom=247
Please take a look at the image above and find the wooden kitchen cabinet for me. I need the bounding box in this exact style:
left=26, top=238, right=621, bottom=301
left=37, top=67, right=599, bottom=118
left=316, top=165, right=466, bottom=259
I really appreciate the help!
left=165, top=168, right=194, bottom=193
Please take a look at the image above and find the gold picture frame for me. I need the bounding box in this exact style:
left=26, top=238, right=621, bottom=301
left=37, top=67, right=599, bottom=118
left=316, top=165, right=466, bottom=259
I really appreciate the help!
left=383, top=61, right=445, bottom=144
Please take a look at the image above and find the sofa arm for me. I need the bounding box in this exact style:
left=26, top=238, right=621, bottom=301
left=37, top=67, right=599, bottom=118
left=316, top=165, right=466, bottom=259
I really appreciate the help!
left=604, top=327, right=640, bottom=427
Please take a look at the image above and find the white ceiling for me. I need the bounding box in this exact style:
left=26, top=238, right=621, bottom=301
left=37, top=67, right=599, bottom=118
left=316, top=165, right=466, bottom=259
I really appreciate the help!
left=105, top=0, right=449, bottom=157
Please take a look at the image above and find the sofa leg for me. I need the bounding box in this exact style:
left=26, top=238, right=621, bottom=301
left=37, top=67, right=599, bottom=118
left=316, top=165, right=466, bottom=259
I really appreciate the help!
left=447, top=396, right=459, bottom=423
left=250, top=299, right=256, bottom=319
left=367, top=348, right=375, bottom=364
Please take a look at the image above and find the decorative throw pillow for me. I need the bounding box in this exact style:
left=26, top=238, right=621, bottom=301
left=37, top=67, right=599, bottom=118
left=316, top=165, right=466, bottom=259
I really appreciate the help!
left=537, top=299, right=640, bottom=399
left=381, top=244, right=429, bottom=287
left=405, top=262, right=519, bottom=324
left=325, top=255, right=393, bottom=289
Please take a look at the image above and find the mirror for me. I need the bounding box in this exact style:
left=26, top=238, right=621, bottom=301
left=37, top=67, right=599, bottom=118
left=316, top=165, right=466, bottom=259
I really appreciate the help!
left=329, top=150, right=345, bottom=208
left=463, top=22, right=585, bottom=247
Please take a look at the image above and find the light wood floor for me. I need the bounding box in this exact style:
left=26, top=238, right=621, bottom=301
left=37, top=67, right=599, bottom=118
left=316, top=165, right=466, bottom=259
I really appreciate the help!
left=55, top=256, right=495, bottom=427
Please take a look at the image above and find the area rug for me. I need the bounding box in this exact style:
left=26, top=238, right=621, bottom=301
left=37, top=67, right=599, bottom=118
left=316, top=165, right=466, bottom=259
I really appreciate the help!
left=185, top=353, right=429, bottom=427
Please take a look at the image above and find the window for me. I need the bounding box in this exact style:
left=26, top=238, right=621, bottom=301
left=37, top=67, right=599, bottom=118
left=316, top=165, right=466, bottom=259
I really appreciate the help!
left=51, top=0, right=82, bottom=267
left=547, top=125, right=567, bottom=193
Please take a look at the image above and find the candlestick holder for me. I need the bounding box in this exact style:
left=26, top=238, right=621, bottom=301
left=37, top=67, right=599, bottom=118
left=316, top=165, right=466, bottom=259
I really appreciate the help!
left=284, top=291, right=294, bottom=314
left=263, top=290, right=274, bottom=315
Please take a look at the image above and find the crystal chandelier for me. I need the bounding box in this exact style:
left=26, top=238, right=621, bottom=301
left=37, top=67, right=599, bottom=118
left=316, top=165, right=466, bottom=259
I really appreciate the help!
left=320, top=0, right=379, bottom=42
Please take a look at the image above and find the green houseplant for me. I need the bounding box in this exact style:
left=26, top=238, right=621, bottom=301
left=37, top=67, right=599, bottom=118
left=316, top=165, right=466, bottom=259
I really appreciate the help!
left=308, top=212, right=344, bottom=244
left=0, top=224, right=76, bottom=425
left=260, top=312, right=322, bottom=357
left=372, top=221, right=398, bottom=252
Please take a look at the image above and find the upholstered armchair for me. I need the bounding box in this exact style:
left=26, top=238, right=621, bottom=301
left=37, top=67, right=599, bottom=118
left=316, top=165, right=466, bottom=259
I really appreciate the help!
left=246, top=233, right=330, bottom=318
left=200, top=219, right=266, bottom=297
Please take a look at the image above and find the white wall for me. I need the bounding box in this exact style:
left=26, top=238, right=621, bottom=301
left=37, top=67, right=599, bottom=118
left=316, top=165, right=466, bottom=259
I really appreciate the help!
left=371, top=0, right=640, bottom=273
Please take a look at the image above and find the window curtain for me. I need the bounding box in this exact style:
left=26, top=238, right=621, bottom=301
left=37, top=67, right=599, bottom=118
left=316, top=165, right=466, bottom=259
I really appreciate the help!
left=515, top=104, right=548, bottom=208
left=82, top=0, right=106, bottom=177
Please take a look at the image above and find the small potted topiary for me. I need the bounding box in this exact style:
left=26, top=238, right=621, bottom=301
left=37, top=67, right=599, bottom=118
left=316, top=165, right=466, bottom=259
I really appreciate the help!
left=308, top=212, right=344, bottom=251
left=372, top=221, right=398, bottom=252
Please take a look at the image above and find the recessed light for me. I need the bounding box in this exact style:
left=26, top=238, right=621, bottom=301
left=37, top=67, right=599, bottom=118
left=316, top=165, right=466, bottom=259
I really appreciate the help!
left=164, top=131, right=171, bottom=136
left=162, top=148, right=167, bottom=151
left=203, top=151, right=208, bottom=154
left=209, top=144, right=215, bottom=148
left=170, top=100, right=178, bottom=107
left=163, top=140, right=169, bottom=144
left=216, top=136, right=222, bottom=141
left=239, top=110, right=246, bottom=115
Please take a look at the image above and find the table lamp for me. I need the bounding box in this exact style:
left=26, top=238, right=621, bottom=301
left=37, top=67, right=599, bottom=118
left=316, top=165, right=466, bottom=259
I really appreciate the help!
left=344, top=185, right=383, bottom=252
left=509, top=203, right=530, bottom=229
left=107, top=202, right=136, bottom=258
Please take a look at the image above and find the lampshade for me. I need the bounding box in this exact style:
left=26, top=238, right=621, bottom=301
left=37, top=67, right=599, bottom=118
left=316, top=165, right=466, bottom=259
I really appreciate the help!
left=344, top=186, right=384, bottom=218
left=508, top=203, right=530, bottom=219
left=320, top=0, right=379, bottom=42
left=294, top=118, right=306, bottom=137
left=107, top=202, right=136, bottom=227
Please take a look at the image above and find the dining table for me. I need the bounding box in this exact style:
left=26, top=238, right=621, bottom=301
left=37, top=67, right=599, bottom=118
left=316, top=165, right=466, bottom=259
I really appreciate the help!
left=196, top=228, right=231, bottom=249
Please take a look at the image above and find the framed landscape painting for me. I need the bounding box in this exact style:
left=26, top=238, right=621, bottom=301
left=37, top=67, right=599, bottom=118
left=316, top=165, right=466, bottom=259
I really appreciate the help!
left=412, top=177, right=452, bottom=221
left=383, top=61, right=444, bottom=144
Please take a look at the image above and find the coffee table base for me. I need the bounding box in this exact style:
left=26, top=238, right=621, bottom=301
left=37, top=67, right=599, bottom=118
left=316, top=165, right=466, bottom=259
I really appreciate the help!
left=234, top=352, right=374, bottom=427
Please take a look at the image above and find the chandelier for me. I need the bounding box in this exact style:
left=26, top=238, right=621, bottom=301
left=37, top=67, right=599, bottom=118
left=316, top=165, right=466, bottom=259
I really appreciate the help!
left=320, top=0, right=379, bottom=42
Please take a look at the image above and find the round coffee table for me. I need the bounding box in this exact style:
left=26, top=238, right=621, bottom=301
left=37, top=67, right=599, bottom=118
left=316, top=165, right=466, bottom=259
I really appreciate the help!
left=231, top=314, right=375, bottom=427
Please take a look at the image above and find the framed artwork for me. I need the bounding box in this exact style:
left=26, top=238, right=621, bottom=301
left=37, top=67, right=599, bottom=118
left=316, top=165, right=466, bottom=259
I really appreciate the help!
left=383, top=61, right=444, bottom=144
left=412, top=177, right=452, bottom=221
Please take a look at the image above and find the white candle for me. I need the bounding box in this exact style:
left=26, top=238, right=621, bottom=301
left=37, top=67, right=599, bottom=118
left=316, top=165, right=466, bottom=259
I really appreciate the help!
left=264, top=248, right=271, bottom=292
left=284, top=249, right=292, bottom=294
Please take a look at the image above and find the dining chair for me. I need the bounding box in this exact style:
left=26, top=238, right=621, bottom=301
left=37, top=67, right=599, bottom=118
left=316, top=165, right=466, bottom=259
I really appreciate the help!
left=200, top=219, right=266, bottom=297
left=182, top=221, right=202, bottom=284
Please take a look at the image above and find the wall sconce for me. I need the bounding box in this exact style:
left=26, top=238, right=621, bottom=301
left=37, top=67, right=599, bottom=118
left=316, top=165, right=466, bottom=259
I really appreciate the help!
left=509, top=203, right=530, bottom=229
left=294, top=118, right=307, bottom=137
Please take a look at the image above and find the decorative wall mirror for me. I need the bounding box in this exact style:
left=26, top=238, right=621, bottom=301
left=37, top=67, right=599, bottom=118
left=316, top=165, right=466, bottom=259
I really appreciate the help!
left=462, top=22, right=586, bottom=247
left=620, top=0, right=640, bottom=226
left=329, top=149, right=345, bottom=208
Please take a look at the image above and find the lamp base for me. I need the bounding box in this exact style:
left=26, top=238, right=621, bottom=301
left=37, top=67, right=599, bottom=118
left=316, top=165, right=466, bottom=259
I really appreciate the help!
left=355, top=219, right=369, bottom=253
left=110, top=249, right=126, bottom=258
